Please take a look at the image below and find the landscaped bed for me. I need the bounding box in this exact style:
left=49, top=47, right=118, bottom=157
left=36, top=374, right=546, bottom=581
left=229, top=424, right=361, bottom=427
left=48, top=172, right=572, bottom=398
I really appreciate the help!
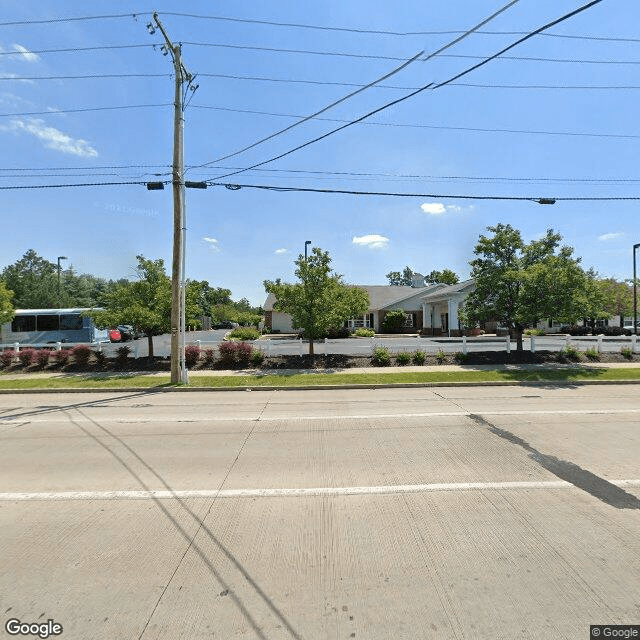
left=0, top=347, right=637, bottom=375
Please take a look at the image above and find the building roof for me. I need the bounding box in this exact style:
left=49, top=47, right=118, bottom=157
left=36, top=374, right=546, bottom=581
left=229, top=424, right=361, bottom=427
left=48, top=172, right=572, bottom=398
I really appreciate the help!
left=264, top=284, right=443, bottom=312
left=421, top=278, right=475, bottom=302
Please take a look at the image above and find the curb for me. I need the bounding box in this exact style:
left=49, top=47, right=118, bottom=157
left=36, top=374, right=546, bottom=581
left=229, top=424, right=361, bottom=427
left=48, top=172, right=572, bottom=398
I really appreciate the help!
left=1, top=378, right=640, bottom=394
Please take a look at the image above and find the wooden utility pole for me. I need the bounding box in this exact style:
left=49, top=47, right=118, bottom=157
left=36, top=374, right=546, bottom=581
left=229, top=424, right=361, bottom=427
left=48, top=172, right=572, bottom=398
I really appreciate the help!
left=152, top=13, right=193, bottom=384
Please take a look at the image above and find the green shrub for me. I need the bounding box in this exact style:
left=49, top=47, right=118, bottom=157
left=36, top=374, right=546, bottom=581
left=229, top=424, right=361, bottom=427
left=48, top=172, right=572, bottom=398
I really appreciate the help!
left=454, top=351, right=468, bottom=363
left=354, top=328, right=375, bottom=337
left=382, top=309, right=408, bottom=333
left=412, top=350, right=426, bottom=365
left=435, top=349, right=446, bottom=364
left=559, top=345, right=580, bottom=361
left=621, top=346, right=633, bottom=360
left=585, top=347, right=599, bottom=361
left=561, top=325, right=590, bottom=336
left=71, top=344, right=92, bottom=366
left=372, top=347, right=391, bottom=366
left=524, top=328, right=545, bottom=336
left=185, top=345, right=201, bottom=368
left=395, top=351, right=411, bottom=365
left=325, top=326, right=351, bottom=339
left=251, top=349, right=265, bottom=366
left=228, top=327, right=260, bottom=341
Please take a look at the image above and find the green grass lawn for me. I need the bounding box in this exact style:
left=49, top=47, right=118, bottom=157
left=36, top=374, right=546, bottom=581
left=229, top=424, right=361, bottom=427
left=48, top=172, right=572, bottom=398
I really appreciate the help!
left=1, top=367, right=640, bottom=390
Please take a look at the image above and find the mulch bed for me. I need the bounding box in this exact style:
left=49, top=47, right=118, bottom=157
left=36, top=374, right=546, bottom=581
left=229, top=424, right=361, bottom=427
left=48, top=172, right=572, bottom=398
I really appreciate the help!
left=1, top=351, right=636, bottom=375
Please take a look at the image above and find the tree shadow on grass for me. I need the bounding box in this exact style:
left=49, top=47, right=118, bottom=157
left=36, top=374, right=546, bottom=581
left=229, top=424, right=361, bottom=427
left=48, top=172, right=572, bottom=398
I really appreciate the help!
left=497, top=365, right=609, bottom=390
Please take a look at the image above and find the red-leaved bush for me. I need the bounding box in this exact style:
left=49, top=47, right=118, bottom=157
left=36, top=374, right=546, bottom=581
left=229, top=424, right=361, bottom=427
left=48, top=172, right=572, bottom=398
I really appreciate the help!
left=18, top=348, right=37, bottom=367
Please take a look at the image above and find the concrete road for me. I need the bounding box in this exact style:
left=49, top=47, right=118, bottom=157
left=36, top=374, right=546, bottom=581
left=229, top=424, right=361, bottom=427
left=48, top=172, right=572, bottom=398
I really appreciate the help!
left=0, top=386, right=639, bottom=639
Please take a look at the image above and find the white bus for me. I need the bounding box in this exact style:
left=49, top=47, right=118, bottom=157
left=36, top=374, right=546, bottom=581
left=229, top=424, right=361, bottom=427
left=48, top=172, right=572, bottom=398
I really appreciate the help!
left=1, top=308, right=108, bottom=345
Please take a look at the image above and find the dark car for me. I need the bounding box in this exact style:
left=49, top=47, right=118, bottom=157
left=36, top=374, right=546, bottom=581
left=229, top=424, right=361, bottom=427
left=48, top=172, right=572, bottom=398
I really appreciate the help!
left=213, top=321, right=234, bottom=329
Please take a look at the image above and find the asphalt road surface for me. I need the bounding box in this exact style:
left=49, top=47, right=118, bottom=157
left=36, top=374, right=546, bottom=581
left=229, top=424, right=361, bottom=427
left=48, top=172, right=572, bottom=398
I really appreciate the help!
left=1, top=385, right=639, bottom=639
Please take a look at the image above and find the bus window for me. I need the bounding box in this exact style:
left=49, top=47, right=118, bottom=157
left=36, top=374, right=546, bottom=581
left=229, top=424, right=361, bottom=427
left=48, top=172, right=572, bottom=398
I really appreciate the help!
left=11, top=315, right=36, bottom=332
left=37, top=315, right=59, bottom=331
left=60, top=314, right=83, bottom=331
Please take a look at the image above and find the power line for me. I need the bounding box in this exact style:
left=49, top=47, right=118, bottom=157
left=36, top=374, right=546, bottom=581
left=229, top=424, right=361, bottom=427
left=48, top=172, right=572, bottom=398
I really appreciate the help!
left=192, top=1, right=521, bottom=173
left=186, top=49, right=425, bottom=171
left=1, top=179, right=638, bottom=202
left=208, top=182, right=640, bottom=202
left=0, top=104, right=171, bottom=118
left=0, top=73, right=169, bottom=81
left=158, top=11, right=630, bottom=43
left=188, top=1, right=522, bottom=174
left=0, top=13, right=145, bottom=27
left=1, top=10, right=633, bottom=44
left=1, top=102, right=636, bottom=141
left=0, top=44, right=156, bottom=55
left=3, top=40, right=639, bottom=67
left=210, top=0, right=604, bottom=182
left=0, top=164, right=169, bottom=171
left=0, top=181, right=148, bottom=189
left=3, top=71, right=638, bottom=91
left=188, top=105, right=640, bottom=140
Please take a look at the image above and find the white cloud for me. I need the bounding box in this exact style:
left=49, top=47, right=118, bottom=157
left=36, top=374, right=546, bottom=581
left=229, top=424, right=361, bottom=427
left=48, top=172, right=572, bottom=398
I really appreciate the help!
left=352, top=234, right=390, bottom=249
left=274, top=248, right=288, bottom=255
left=2, top=118, right=98, bottom=156
left=420, top=202, right=470, bottom=215
left=420, top=202, right=446, bottom=215
left=11, top=44, right=40, bottom=63
left=203, top=236, right=221, bottom=252
left=598, top=232, right=624, bottom=241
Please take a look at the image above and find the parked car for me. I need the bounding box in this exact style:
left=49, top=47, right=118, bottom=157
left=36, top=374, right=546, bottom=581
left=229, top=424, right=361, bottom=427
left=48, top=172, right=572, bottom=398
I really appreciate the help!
left=108, top=325, right=140, bottom=342
left=213, top=321, right=236, bottom=329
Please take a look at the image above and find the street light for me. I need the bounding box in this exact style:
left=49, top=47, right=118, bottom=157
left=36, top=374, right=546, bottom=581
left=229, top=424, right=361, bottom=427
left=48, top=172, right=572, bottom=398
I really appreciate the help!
left=57, top=256, right=67, bottom=308
left=634, top=243, right=640, bottom=335
left=305, top=240, right=311, bottom=261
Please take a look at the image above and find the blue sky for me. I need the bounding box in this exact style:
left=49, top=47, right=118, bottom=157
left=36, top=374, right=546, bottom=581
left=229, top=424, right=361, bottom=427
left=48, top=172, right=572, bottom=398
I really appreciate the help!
left=1, top=1, right=638, bottom=306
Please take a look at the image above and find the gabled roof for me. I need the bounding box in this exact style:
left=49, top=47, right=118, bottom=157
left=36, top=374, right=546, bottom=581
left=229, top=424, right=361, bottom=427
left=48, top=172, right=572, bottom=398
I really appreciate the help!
left=421, top=278, right=475, bottom=302
left=264, top=284, right=444, bottom=312
left=362, top=284, right=443, bottom=310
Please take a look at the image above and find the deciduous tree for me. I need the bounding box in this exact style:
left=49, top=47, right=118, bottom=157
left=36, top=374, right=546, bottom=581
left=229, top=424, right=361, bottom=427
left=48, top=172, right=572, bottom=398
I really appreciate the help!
left=265, top=247, right=369, bottom=356
left=89, top=255, right=200, bottom=357
left=460, top=224, right=593, bottom=351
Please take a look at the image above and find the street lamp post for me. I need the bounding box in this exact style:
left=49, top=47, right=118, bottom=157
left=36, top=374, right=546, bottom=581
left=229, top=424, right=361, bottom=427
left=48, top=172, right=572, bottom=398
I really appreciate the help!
left=57, top=256, right=67, bottom=308
left=305, top=240, right=311, bottom=261
left=634, top=243, right=640, bottom=335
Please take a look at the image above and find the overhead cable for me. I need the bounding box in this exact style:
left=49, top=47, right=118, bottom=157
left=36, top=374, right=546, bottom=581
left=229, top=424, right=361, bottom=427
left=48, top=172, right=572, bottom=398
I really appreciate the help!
left=158, top=11, right=624, bottom=42
left=210, top=0, right=604, bottom=182
left=208, top=182, right=640, bottom=202
left=192, top=0, right=521, bottom=173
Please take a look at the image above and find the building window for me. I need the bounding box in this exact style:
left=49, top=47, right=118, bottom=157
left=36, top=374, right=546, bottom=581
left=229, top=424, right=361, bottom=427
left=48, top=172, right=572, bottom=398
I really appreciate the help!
left=404, top=313, right=415, bottom=328
left=347, top=314, right=373, bottom=329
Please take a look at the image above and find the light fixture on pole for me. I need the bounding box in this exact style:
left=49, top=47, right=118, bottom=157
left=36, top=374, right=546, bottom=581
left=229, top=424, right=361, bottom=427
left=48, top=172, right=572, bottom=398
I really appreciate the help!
left=305, top=240, right=311, bottom=261
left=57, top=256, right=67, bottom=308
left=634, top=242, right=640, bottom=336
